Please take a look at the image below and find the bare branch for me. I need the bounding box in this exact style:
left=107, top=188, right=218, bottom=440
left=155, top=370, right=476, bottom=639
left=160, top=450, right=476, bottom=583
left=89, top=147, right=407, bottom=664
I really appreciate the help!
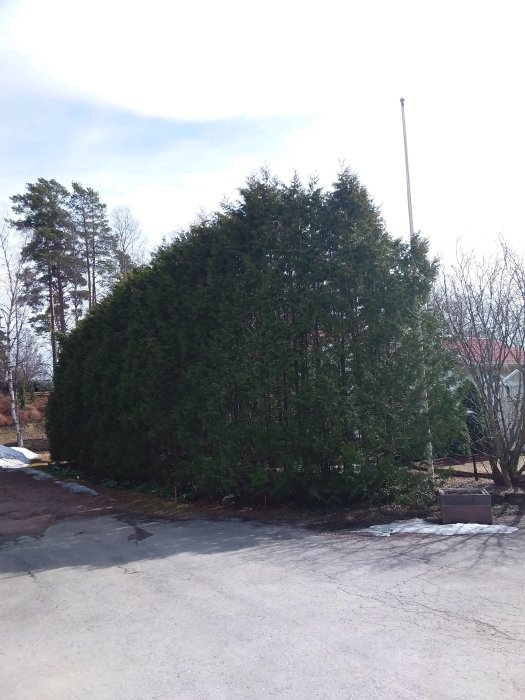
left=109, top=206, right=147, bottom=280
left=0, top=216, right=30, bottom=446
left=438, top=240, right=525, bottom=486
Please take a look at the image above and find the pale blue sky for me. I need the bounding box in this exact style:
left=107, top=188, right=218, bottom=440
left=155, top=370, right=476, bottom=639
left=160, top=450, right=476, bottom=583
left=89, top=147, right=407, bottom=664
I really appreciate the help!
left=1, top=0, right=524, bottom=259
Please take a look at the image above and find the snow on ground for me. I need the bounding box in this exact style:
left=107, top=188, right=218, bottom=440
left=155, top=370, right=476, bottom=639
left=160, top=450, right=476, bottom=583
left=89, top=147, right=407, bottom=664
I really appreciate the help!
left=0, top=443, right=98, bottom=495
left=1, top=447, right=100, bottom=494
left=10, top=446, right=40, bottom=461
left=22, top=468, right=53, bottom=481
left=0, top=444, right=40, bottom=468
left=354, top=518, right=518, bottom=537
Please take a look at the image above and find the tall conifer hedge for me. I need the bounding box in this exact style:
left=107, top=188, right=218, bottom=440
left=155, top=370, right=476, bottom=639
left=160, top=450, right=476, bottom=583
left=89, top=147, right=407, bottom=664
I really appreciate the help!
left=47, top=170, right=461, bottom=504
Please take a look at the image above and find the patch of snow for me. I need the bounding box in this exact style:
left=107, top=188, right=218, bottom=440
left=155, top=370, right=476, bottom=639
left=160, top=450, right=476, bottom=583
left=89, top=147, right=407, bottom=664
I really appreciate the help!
left=0, top=445, right=30, bottom=466
left=0, top=462, right=53, bottom=479
left=0, top=444, right=40, bottom=468
left=10, top=446, right=40, bottom=461
left=55, top=481, right=99, bottom=496
left=0, top=445, right=25, bottom=460
left=0, top=459, right=25, bottom=468
left=354, top=518, right=518, bottom=537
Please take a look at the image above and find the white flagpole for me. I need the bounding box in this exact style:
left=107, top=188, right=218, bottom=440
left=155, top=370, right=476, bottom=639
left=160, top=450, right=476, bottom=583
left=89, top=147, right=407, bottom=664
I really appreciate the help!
left=400, top=98, right=415, bottom=242
left=400, top=97, right=434, bottom=478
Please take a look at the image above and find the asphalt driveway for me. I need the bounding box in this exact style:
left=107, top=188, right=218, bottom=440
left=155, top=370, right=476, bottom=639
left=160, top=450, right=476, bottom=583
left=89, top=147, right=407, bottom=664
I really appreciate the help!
left=2, top=469, right=525, bottom=699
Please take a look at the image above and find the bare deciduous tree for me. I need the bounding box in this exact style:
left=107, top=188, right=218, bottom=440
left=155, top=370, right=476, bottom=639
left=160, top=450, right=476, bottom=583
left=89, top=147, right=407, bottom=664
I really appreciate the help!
left=439, top=241, right=525, bottom=487
left=109, top=206, right=146, bottom=281
left=0, top=217, right=27, bottom=446
left=14, top=328, right=48, bottom=391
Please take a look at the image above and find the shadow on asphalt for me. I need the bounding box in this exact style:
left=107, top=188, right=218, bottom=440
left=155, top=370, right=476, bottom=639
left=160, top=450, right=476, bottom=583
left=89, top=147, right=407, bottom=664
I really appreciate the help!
left=0, top=513, right=315, bottom=577
left=1, top=469, right=523, bottom=579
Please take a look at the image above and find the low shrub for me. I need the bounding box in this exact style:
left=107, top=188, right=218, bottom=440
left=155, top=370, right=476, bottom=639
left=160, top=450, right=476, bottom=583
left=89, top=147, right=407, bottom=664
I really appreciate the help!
left=0, top=392, right=46, bottom=426
left=20, top=406, right=44, bottom=424
left=238, top=463, right=436, bottom=509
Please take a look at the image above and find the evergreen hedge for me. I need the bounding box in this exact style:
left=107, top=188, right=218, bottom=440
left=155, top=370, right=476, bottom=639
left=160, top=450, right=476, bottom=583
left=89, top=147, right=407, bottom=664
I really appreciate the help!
left=47, top=170, right=462, bottom=505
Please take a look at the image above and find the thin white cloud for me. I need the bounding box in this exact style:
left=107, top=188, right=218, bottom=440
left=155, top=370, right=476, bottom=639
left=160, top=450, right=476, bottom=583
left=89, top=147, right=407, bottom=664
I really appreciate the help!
left=3, top=0, right=522, bottom=121
left=1, top=0, right=525, bottom=261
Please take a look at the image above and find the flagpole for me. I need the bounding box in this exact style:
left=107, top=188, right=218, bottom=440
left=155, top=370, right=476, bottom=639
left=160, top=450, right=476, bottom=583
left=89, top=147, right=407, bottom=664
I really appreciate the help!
left=400, top=97, right=434, bottom=478
left=400, top=98, right=415, bottom=241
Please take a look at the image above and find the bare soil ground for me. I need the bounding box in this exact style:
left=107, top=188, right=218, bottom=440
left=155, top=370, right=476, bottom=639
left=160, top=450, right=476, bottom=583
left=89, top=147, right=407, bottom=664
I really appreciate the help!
left=0, top=465, right=442, bottom=539
left=2, top=420, right=525, bottom=534
left=3, top=466, right=524, bottom=547
left=0, top=470, right=113, bottom=544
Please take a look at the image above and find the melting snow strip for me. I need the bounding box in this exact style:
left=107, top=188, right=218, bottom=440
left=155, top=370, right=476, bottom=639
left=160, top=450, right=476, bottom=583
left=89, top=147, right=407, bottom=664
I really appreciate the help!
left=0, top=464, right=53, bottom=479
left=22, top=468, right=53, bottom=480
left=0, top=445, right=39, bottom=463
left=55, top=481, right=99, bottom=496
left=10, top=446, right=40, bottom=461
left=1, top=459, right=100, bottom=495
left=353, top=518, right=518, bottom=537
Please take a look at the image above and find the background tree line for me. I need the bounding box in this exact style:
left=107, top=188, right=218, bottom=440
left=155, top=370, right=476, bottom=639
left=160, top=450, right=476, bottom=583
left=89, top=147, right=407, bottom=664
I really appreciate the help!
left=47, top=170, right=464, bottom=505
left=7, top=178, right=145, bottom=372
left=1, top=180, right=145, bottom=444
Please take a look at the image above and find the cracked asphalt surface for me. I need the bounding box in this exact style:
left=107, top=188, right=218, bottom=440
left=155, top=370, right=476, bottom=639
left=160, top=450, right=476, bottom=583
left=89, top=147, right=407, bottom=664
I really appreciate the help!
left=2, top=469, right=525, bottom=699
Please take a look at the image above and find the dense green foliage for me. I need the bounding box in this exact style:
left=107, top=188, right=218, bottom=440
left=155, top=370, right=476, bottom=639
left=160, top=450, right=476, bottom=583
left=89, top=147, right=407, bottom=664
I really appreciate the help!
left=48, top=170, right=462, bottom=505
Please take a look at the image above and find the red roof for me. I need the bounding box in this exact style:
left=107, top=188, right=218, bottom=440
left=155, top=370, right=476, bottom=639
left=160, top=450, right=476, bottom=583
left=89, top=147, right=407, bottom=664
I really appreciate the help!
left=449, top=338, right=525, bottom=367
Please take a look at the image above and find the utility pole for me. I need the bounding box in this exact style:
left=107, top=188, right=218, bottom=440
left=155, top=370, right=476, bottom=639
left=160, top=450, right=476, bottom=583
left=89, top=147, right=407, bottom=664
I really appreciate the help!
left=400, top=97, right=434, bottom=478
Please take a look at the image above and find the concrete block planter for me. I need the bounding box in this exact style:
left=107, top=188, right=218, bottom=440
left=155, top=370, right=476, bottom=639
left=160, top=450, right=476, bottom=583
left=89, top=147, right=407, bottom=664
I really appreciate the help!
left=439, top=488, right=493, bottom=525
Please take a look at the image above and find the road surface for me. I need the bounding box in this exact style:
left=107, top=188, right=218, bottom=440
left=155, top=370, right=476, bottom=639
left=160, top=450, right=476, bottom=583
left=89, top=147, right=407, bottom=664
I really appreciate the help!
left=1, top=469, right=525, bottom=699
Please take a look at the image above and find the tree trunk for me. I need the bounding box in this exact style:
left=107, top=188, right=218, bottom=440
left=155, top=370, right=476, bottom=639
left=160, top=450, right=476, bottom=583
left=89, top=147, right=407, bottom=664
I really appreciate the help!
left=48, top=264, right=57, bottom=374
left=501, top=469, right=512, bottom=489
left=57, top=271, right=67, bottom=333
left=92, top=236, right=97, bottom=306
left=496, top=456, right=512, bottom=488
left=84, top=238, right=92, bottom=309
left=7, top=365, right=23, bottom=448
left=508, top=450, right=521, bottom=486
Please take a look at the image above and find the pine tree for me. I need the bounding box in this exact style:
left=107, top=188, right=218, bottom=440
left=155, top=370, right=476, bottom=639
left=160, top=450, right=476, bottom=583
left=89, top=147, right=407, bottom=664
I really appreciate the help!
left=10, top=179, right=74, bottom=372
left=70, top=182, right=112, bottom=311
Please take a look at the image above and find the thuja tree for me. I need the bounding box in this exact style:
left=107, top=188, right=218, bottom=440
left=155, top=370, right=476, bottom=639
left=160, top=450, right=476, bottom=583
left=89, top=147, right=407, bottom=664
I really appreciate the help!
left=48, top=170, right=462, bottom=504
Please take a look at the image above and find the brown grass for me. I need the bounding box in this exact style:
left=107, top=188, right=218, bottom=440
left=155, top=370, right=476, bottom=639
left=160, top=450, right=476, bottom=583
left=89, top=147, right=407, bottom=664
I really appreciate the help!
left=0, top=391, right=47, bottom=429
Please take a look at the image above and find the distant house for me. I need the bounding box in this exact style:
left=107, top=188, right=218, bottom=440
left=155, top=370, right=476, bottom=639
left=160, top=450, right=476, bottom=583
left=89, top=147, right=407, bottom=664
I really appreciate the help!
left=449, top=337, right=525, bottom=432
left=448, top=337, right=524, bottom=380
left=459, top=337, right=525, bottom=375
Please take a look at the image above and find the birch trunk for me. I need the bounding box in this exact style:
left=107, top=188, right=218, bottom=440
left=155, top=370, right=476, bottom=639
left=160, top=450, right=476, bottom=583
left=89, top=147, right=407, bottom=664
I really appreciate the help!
left=1, top=223, right=25, bottom=446
left=6, top=363, right=23, bottom=448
